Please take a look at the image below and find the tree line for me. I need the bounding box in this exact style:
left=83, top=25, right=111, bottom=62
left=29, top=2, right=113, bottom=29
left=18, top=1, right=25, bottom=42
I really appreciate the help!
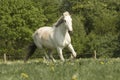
left=0, top=0, right=120, bottom=59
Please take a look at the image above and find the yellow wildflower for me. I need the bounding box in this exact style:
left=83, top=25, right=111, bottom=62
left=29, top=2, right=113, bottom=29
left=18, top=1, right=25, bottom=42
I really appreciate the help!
left=72, top=73, right=78, bottom=80
left=51, top=66, right=55, bottom=71
left=21, top=73, right=29, bottom=78
left=100, top=61, right=104, bottom=64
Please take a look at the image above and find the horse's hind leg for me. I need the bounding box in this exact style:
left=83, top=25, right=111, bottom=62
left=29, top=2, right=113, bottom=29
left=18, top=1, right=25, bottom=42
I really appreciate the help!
left=49, top=50, right=56, bottom=62
left=44, top=51, right=50, bottom=60
left=44, top=50, right=56, bottom=62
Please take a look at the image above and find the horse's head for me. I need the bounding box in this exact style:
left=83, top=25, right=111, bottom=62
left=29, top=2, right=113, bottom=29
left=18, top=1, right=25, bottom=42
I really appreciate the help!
left=63, top=11, right=73, bottom=32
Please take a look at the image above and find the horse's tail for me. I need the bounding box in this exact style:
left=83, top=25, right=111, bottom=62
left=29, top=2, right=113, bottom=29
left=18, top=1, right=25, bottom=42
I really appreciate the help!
left=24, top=42, right=37, bottom=63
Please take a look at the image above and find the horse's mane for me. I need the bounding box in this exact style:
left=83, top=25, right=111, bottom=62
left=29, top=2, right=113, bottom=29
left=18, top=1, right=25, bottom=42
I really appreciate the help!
left=53, top=16, right=64, bottom=27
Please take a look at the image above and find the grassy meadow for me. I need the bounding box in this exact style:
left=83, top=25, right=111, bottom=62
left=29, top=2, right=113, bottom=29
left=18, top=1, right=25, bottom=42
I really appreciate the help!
left=0, top=58, right=120, bottom=80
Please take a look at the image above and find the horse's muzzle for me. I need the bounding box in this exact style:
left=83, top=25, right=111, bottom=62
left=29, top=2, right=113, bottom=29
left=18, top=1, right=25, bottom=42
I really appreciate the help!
left=68, top=31, right=73, bottom=35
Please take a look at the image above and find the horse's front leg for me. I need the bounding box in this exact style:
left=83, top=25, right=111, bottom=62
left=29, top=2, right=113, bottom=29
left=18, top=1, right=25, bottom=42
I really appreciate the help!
left=68, top=44, right=77, bottom=58
left=57, top=47, right=65, bottom=61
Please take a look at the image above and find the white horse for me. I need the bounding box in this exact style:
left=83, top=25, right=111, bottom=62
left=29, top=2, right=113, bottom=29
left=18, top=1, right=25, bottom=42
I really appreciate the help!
left=24, top=11, right=77, bottom=62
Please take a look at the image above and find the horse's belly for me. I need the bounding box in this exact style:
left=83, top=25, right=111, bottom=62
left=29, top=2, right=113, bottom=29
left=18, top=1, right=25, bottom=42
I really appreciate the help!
left=41, top=35, right=55, bottom=49
left=41, top=40, right=55, bottom=49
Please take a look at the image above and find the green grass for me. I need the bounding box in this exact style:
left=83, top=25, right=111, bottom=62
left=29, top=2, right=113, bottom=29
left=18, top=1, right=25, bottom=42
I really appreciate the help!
left=0, top=58, right=120, bottom=80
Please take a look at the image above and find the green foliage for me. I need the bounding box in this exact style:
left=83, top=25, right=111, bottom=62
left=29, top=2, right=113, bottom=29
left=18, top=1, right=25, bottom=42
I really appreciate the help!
left=40, top=0, right=61, bottom=25
left=0, top=0, right=46, bottom=55
left=72, top=15, right=86, bottom=54
left=86, top=33, right=119, bottom=57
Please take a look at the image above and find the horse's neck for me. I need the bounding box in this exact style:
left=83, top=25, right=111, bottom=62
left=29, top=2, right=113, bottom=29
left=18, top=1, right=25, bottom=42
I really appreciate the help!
left=55, top=24, right=68, bottom=37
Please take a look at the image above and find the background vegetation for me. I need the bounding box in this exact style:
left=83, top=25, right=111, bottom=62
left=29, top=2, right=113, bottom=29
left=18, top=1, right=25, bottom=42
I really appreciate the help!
left=0, top=0, right=120, bottom=59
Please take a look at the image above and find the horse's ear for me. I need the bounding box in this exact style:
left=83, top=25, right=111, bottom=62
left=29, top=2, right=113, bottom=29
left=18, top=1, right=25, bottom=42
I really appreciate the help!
left=63, top=11, right=70, bottom=16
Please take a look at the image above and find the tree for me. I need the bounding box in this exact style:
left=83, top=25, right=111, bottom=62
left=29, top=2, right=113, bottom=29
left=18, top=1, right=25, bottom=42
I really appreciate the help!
left=0, top=0, right=46, bottom=58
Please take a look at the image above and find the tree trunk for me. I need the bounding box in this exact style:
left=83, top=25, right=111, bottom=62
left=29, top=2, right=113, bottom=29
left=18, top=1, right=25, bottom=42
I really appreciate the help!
left=93, top=50, right=97, bottom=59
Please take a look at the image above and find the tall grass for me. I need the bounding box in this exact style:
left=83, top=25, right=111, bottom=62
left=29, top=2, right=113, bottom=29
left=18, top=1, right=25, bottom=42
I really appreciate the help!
left=0, top=59, right=120, bottom=80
